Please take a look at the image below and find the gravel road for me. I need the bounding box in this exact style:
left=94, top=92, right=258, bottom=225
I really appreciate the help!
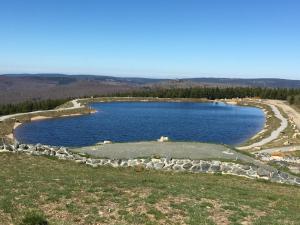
left=238, top=104, right=288, bottom=150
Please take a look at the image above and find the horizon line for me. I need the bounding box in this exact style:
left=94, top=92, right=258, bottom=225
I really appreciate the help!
left=1, top=72, right=300, bottom=81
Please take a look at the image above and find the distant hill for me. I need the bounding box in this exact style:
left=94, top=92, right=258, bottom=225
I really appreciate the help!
left=1, top=74, right=300, bottom=104
left=185, top=78, right=300, bottom=88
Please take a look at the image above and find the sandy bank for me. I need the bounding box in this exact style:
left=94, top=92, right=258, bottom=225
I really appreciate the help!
left=31, top=116, right=53, bottom=121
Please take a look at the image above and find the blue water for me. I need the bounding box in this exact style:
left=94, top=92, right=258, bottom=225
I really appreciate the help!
left=15, top=102, right=265, bottom=147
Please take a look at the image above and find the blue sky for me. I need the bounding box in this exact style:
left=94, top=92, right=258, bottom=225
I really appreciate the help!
left=0, top=0, right=300, bottom=79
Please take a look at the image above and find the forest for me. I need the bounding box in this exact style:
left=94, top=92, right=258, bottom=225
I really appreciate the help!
left=0, top=99, right=69, bottom=116
left=1, top=87, right=300, bottom=116
left=116, top=87, right=300, bottom=100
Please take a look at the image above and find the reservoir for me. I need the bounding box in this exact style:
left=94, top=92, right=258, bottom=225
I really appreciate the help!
left=15, top=102, right=265, bottom=147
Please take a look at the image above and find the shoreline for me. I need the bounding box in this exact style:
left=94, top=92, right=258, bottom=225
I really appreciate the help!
left=1, top=97, right=293, bottom=150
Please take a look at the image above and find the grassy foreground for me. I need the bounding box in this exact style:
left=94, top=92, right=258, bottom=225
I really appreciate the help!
left=0, top=154, right=299, bottom=225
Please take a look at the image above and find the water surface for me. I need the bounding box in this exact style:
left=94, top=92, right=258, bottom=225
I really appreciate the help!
left=15, top=102, right=265, bottom=147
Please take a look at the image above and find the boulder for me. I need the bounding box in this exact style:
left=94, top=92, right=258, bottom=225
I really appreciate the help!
left=209, top=161, right=221, bottom=172
left=13, top=140, right=20, bottom=149
left=257, top=168, right=270, bottom=177
left=279, top=171, right=289, bottom=179
left=191, top=165, right=201, bottom=172
left=220, top=164, right=232, bottom=173
left=200, top=162, right=211, bottom=172
left=5, top=144, right=14, bottom=151
left=241, top=165, right=251, bottom=170
left=231, top=167, right=248, bottom=176
left=182, top=162, right=193, bottom=170
left=19, top=144, right=28, bottom=150
left=157, top=136, right=169, bottom=142
left=173, top=164, right=184, bottom=171
left=154, top=162, right=165, bottom=170
left=57, top=148, right=69, bottom=155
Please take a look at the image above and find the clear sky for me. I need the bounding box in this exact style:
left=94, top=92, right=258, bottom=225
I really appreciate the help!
left=0, top=0, right=300, bottom=79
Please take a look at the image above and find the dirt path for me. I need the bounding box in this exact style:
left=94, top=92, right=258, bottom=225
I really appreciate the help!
left=254, top=145, right=300, bottom=154
left=238, top=104, right=288, bottom=150
left=266, top=100, right=300, bottom=130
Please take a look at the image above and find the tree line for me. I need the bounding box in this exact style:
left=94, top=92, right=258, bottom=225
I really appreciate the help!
left=115, top=87, right=300, bottom=100
left=1, top=87, right=300, bottom=116
left=287, top=95, right=300, bottom=107
left=0, top=99, right=69, bottom=116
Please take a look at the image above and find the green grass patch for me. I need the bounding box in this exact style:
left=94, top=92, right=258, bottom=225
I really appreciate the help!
left=0, top=153, right=299, bottom=225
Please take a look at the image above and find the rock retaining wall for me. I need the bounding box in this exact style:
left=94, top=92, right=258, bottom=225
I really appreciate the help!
left=1, top=143, right=300, bottom=186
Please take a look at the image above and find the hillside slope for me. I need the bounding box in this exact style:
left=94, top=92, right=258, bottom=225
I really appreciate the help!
left=1, top=74, right=300, bottom=104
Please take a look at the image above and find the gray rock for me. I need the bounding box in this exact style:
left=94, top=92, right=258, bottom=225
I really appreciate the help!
left=110, top=159, right=121, bottom=167
left=200, top=162, right=210, bottom=172
left=66, top=155, right=74, bottom=160
left=90, top=159, right=101, bottom=164
left=191, top=165, right=201, bottom=172
left=5, top=145, right=14, bottom=151
left=165, top=157, right=172, bottom=163
left=257, top=168, right=270, bottom=177
left=270, top=172, right=282, bottom=182
left=56, top=154, right=67, bottom=160
left=120, top=160, right=128, bottom=167
left=232, top=167, right=247, bottom=176
left=143, top=159, right=151, bottom=164
left=35, top=143, right=44, bottom=151
left=121, top=162, right=128, bottom=167
left=287, top=178, right=296, bottom=185
left=31, top=151, right=42, bottom=156
left=210, top=162, right=221, bottom=172
left=173, top=165, right=184, bottom=171
left=19, top=144, right=28, bottom=150
left=57, top=148, right=68, bottom=155
left=86, top=158, right=95, bottom=164
left=13, top=140, right=20, bottom=149
left=279, top=171, right=289, bottom=179
left=241, top=165, right=251, bottom=170
left=154, top=162, right=165, bottom=170
left=183, top=163, right=193, bottom=170
left=176, top=160, right=184, bottom=165
left=43, top=149, right=51, bottom=155
left=101, top=159, right=109, bottom=165
left=221, top=164, right=232, bottom=173
left=36, top=143, right=42, bottom=148
left=163, top=164, right=174, bottom=170
left=145, top=162, right=154, bottom=169
left=74, top=154, right=84, bottom=160
left=88, top=163, right=98, bottom=168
